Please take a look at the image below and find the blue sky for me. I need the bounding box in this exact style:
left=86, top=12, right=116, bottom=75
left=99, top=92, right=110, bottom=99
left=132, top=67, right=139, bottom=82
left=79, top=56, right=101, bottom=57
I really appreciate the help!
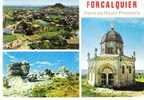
left=81, top=18, right=144, bottom=70
left=3, top=52, right=79, bottom=75
left=4, top=0, right=78, bottom=6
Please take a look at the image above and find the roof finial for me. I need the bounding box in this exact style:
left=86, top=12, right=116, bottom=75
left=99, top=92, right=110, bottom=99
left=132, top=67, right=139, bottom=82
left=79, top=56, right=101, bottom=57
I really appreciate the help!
left=111, top=20, right=115, bottom=30
left=94, top=48, right=97, bottom=57
left=87, top=52, right=90, bottom=61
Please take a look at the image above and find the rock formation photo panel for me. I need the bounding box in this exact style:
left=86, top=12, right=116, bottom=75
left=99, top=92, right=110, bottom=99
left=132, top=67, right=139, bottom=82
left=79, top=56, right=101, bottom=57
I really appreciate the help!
left=3, top=52, right=79, bottom=97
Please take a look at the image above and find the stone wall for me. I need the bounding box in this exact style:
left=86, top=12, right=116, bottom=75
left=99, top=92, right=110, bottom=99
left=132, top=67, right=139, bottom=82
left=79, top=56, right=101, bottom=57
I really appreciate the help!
left=88, top=55, right=135, bottom=88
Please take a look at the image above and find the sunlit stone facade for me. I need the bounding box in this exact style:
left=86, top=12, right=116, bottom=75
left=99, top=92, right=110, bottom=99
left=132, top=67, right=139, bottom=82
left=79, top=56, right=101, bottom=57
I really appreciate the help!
left=88, top=27, right=135, bottom=88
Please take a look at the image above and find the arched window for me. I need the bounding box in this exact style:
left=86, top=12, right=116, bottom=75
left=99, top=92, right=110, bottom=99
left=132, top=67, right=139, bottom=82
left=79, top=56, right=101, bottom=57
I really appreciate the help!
left=122, top=65, right=125, bottom=74
left=129, top=66, right=132, bottom=73
left=107, top=47, right=113, bottom=54
left=101, top=73, right=106, bottom=85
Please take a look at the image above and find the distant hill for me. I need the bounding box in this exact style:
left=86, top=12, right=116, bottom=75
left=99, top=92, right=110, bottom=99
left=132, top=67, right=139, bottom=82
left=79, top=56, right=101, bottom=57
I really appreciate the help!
left=136, top=70, right=144, bottom=73
left=4, top=4, right=78, bottom=10
left=42, top=3, right=65, bottom=9
left=52, top=3, right=65, bottom=8
left=42, top=3, right=78, bottom=9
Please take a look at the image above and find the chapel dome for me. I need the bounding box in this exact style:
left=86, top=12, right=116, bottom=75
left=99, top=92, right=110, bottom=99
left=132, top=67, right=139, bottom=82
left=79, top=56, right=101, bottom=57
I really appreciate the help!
left=101, top=27, right=123, bottom=44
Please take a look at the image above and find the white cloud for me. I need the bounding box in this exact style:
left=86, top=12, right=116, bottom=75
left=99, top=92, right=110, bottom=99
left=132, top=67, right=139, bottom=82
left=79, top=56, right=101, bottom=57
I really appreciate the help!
left=30, top=61, right=53, bottom=67
left=118, top=18, right=144, bottom=25
left=36, top=61, right=51, bottom=65
left=4, top=52, right=17, bottom=62
left=81, top=59, right=88, bottom=70
left=102, top=18, right=144, bottom=25
left=30, top=69, right=39, bottom=74
left=136, top=59, right=144, bottom=70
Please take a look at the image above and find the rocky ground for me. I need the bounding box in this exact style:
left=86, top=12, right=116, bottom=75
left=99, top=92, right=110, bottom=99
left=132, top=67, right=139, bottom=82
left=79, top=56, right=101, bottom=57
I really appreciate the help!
left=3, top=76, right=33, bottom=96
left=82, top=78, right=144, bottom=97
left=3, top=76, right=53, bottom=96
left=94, top=88, right=144, bottom=97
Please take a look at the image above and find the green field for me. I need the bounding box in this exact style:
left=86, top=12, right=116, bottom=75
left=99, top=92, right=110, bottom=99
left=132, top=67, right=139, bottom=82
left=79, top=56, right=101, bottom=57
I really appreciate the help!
left=82, top=78, right=96, bottom=97
left=136, top=78, right=144, bottom=82
left=31, top=76, right=79, bottom=97
left=3, top=34, right=17, bottom=43
left=38, top=31, right=58, bottom=38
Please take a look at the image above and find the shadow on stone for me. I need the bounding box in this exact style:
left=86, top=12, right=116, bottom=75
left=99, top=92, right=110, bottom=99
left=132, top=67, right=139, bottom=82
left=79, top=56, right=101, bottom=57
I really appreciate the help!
left=113, top=81, right=144, bottom=91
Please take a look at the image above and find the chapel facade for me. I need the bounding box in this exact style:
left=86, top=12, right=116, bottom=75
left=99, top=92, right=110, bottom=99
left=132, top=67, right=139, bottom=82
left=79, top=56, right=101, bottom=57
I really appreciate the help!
left=87, top=26, right=136, bottom=88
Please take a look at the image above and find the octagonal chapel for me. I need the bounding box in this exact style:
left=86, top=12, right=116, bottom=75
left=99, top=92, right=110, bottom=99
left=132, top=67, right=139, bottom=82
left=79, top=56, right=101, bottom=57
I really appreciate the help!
left=87, top=26, right=136, bottom=88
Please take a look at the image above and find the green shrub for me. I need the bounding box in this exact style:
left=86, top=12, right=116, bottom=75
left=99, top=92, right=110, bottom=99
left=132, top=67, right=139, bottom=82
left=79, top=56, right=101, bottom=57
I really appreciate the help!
left=38, top=32, right=58, bottom=38
left=3, top=78, right=10, bottom=88
left=31, top=75, right=79, bottom=97
left=40, top=40, right=49, bottom=49
left=31, top=86, right=47, bottom=97
left=28, top=43, right=38, bottom=49
left=82, top=79, right=96, bottom=97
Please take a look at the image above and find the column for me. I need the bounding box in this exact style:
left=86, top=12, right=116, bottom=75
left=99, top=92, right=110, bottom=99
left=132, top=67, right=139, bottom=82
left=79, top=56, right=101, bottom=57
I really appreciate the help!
left=106, top=73, right=109, bottom=86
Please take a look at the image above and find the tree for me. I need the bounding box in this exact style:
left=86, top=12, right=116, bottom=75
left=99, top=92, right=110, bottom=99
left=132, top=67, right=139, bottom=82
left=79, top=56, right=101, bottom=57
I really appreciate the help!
left=49, top=35, right=68, bottom=49
left=17, top=20, right=34, bottom=35
left=58, top=66, right=70, bottom=75
left=40, top=40, right=49, bottom=49
left=44, top=69, right=54, bottom=77
left=23, top=22, right=34, bottom=35
left=59, top=31, right=73, bottom=39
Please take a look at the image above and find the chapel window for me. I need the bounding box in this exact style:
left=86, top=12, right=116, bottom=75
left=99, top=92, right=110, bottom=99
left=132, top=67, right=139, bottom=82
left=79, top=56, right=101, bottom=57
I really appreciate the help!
left=129, top=66, right=132, bottom=73
left=101, top=74, right=106, bottom=85
left=108, top=74, right=114, bottom=86
left=107, top=47, right=113, bottom=54
left=122, top=66, right=125, bottom=74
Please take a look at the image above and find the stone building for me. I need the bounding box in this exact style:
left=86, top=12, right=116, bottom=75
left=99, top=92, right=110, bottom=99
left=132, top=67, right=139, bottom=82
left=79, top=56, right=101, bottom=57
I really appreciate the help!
left=87, top=26, right=136, bottom=88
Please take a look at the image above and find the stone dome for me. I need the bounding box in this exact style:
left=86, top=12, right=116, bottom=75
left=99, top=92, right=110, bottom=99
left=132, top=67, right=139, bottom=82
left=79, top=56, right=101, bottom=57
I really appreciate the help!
left=101, top=27, right=123, bottom=44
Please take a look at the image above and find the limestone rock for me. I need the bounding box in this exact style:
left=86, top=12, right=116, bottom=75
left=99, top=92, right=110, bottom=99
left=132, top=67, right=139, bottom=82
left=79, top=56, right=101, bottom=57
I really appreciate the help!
left=8, top=62, right=30, bottom=77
